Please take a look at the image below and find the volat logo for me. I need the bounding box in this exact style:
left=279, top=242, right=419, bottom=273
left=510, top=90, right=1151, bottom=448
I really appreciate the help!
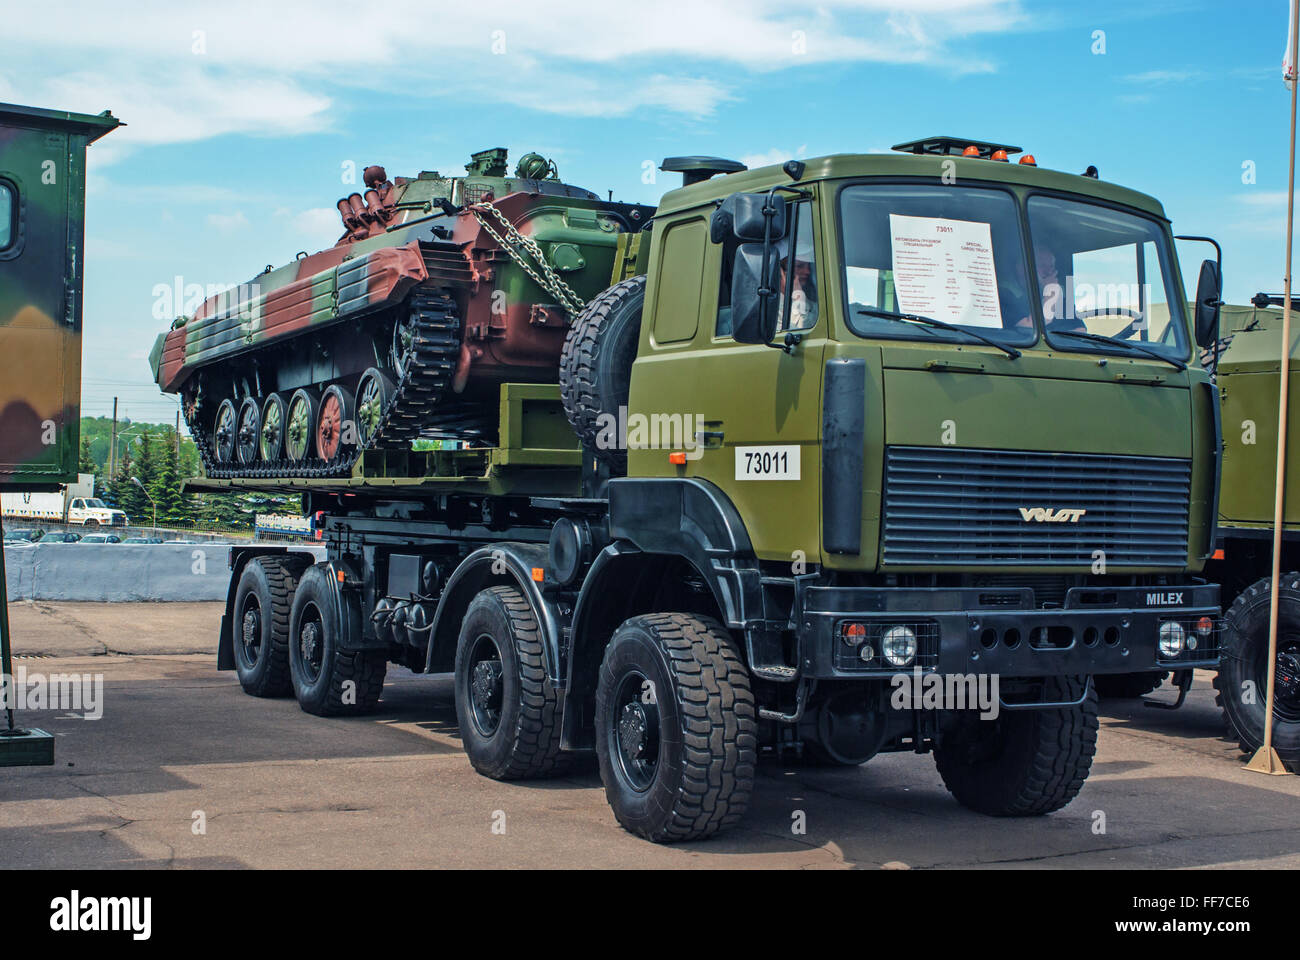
left=1018, top=507, right=1087, bottom=523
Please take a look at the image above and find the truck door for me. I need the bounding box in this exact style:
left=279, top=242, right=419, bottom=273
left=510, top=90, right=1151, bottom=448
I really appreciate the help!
left=629, top=198, right=827, bottom=564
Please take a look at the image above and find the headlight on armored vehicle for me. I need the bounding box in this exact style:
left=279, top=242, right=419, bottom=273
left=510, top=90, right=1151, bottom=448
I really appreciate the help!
left=880, top=625, right=918, bottom=667
left=1158, top=621, right=1186, bottom=658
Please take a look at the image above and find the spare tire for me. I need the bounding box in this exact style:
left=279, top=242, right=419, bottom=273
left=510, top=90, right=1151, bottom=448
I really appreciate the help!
left=559, top=276, right=646, bottom=472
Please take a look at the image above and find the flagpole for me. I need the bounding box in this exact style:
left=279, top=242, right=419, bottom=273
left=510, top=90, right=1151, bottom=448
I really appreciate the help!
left=1248, top=0, right=1300, bottom=776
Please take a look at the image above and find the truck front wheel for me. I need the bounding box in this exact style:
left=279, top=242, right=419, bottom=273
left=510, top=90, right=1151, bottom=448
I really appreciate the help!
left=288, top=564, right=386, bottom=716
left=1215, top=574, right=1300, bottom=772
left=594, top=613, right=756, bottom=842
left=934, top=676, right=1097, bottom=816
left=453, top=585, right=565, bottom=780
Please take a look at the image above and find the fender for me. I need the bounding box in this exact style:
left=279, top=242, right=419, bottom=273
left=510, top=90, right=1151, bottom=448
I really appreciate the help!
left=423, top=542, right=567, bottom=681
left=561, top=478, right=763, bottom=749
left=605, top=476, right=763, bottom=630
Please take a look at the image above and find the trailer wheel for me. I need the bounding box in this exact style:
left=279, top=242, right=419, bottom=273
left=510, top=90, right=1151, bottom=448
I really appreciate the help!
left=289, top=564, right=386, bottom=716
left=934, top=676, right=1097, bottom=816
left=453, top=586, right=565, bottom=779
left=232, top=555, right=309, bottom=697
left=559, top=276, right=646, bottom=472
left=1214, top=574, right=1300, bottom=772
left=594, top=613, right=756, bottom=842
left=1093, top=671, right=1168, bottom=699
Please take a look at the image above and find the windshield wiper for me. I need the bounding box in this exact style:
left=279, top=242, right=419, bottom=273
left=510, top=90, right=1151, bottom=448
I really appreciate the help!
left=1047, top=330, right=1186, bottom=371
left=854, top=307, right=1021, bottom=359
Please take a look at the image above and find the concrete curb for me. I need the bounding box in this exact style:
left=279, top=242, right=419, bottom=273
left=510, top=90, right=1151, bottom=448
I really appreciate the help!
left=4, top=543, right=326, bottom=602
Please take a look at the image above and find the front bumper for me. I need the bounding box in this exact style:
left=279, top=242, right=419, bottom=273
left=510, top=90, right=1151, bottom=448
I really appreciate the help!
left=797, top=582, right=1220, bottom=679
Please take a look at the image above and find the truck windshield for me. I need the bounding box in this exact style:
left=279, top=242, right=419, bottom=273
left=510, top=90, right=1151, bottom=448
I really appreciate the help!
left=85, top=498, right=106, bottom=508
left=1026, top=195, right=1187, bottom=361
left=841, top=184, right=1035, bottom=346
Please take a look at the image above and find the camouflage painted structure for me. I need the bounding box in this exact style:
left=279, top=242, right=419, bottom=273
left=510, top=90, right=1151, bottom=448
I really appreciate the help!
left=150, top=147, right=653, bottom=478
left=0, top=103, right=118, bottom=490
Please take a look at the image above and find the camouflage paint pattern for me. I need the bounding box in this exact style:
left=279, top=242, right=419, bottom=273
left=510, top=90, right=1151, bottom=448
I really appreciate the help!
left=151, top=149, right=654, bottom=399
left=0, top=103, right=117, bottom=490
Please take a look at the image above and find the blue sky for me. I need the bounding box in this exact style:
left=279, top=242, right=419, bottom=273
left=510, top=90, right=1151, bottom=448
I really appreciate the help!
left=2, top=0, right=1295, bottom=426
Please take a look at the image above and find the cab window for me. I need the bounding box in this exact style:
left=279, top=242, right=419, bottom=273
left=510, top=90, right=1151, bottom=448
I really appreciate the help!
left=716, top=200, right=819, bottom=337
left=0, top=181, right=14, bottom=250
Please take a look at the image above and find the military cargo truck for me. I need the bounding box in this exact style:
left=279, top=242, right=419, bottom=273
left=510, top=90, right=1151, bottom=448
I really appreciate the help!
left=177, top=138, right=1224, bottom=842
left=1197, top=295, right=1300, bottom=770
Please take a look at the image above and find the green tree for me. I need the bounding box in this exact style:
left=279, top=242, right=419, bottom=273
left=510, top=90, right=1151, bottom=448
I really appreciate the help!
left=151, top=429, right=191, bottom=523
left=77, top=436, right=95, bottom=474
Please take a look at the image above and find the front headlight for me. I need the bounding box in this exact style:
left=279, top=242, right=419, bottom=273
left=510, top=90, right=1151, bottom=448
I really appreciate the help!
left=881, top=625, right=918, bottom=667
left=1158, top=621, right=1186, bottom=658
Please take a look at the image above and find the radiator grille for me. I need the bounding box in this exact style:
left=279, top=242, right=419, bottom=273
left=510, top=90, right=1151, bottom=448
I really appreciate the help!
left=882, top=446, right=1191, bottom=567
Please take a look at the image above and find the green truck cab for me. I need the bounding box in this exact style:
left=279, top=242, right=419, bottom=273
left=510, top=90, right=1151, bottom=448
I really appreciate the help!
left=205, top=138, right=1226, bottom=842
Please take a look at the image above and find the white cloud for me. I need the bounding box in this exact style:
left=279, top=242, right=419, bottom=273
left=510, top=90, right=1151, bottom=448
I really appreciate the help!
left=1123, top=70, right=1201, bottom=85
left=738, top=145, right=809, bottom=170
left=205, top=211, right=250, bottom=233
left=0, top=0, right=1028, bottom=157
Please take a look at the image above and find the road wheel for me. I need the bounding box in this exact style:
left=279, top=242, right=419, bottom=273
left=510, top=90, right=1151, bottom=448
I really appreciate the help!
left=232, top=555, right=308, bottom=697
left=559, top=276, right=646, bottom=472
left=355, top=367, right=395, bottom=449
left=316, top=383, right=355, bottom=461
left=934, top=676, right=1097, bottom=816
left=285, top=388, right=319, bottom=463
left=289, top=564, right=386, bottom=716
left=595, top=613, right=756, bottom=842
left=1093, top=671, right=1168, bottom=699
left=213, top=398, right=238, bottom=463
left=454, top=586, right=565, bottom=779
left=236, top=395, right=261, bottom=464
left=259, top=392, right=288, bottom=461
left=1215, top=575, right=1300, bottom=772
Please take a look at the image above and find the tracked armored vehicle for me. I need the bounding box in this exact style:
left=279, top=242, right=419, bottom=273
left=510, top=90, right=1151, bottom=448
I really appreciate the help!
left=149, top=148, right=654, bottom=478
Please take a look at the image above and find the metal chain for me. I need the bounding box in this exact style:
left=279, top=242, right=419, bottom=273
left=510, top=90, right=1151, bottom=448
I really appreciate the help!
left=471, top=200, right=586, bottom=315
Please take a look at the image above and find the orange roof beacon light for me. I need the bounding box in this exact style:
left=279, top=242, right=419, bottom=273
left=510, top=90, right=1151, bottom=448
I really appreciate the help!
left=890, top=138, right=1024, bottom=162
left=1019, top=154, right=1037, bottom=166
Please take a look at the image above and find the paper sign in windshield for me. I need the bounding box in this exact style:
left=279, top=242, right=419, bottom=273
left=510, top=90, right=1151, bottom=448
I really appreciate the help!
left=888, top=214, right=1002, bottom=329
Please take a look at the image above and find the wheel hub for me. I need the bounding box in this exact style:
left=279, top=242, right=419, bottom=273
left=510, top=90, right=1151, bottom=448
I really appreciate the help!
left=618, top=701, right=651, bottom=759
left=241, top=608, right=260, bottom=655
left=300, top=621, right=320, bottom=665
left=1276, top=649, right=1300, bottom=706
left=469, top=656, right=503, bottom=734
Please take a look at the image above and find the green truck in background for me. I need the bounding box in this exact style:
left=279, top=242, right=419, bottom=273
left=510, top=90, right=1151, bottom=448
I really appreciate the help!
left=176, top=137, right=1228, bottom=842
left=1203, top=296, right=1300, bottom=770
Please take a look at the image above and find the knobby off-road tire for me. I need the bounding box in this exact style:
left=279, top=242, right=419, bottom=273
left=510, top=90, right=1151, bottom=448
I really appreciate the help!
left=288, top=564, right=386, bottom=716
left=934, top=676, right=1098, bottom=816
left=595, top=613, right=757, bottom=843
left=559, top=276, right=646, bottom=473
left=454, top=586, right=565, bottom=780
left=1214, top=574, right=1300, bottom=772
left=1093, top=671, right=1168, bottom=700
left=231, top=555, right=311, bottom=698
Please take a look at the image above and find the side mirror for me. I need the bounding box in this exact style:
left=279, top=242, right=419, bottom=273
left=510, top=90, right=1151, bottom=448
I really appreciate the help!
left=1194, top=258, right=1222, bottom=349
left=711, top=192, right=788, bottom=243
left=731, top=242, right=781, bottom=344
